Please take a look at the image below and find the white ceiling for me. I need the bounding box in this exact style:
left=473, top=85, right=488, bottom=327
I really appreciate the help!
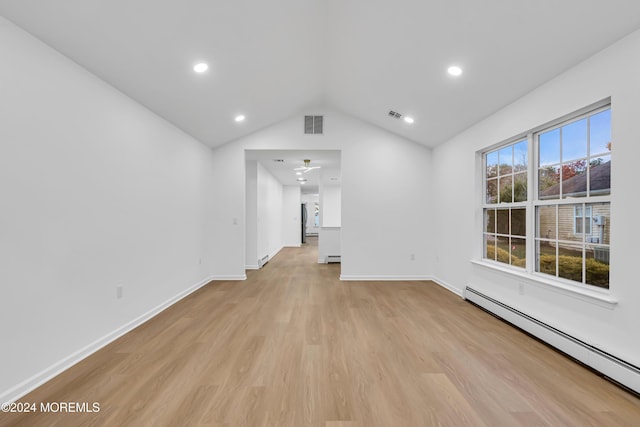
left=245, top=150, right=341, bottom=194
left=2, top=1, right=640, bottom=148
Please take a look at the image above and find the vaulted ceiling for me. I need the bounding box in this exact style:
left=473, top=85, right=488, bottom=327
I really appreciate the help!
left=2, top=0, right=640, bottom=148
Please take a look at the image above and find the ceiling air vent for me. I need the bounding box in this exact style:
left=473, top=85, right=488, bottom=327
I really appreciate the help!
left=304, top=116, right=323, bottom=134
left=388, top=110, right=402, bottom=119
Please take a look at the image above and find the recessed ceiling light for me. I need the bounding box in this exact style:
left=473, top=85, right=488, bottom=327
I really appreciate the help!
left=448, top=65, right=463, bottom=76
left=235, top=115, right=245, bottom=122
left=403, top=116, right=415, bottom=124
left=296, top=172, right=302, bottom=175
left=193, top=63, right=208, bottom=73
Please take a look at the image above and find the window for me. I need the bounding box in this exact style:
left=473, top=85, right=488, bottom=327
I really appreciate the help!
left=482, top=103, right=611, bottom=289
left=484, top=139, right=527, bottom=268
left=574, top=205, right=592, bottom=235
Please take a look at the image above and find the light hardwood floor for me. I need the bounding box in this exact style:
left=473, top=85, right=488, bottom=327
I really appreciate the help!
left=3, top=237, right=640, bottom=426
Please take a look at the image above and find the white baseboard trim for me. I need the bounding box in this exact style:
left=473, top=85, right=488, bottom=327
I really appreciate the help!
left=339, top=275, right=433, bottom=281
left=429, top=276, right=464, bottom=298
left=210, top=274, right=247, bottom=281
left=0, top=274, right=217, bottom=404
left=465, top=286, right=640, bottom=394
left=269, top=246, right=283, bottom=260
left=245, top=264, right=259, bottom=270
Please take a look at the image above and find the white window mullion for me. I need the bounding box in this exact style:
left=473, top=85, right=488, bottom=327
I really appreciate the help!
left=555, top=204, right=559, bottom=279
left=582, top=202, right=587, bottom=284
left=586, top=115, right=591, bottom=197
left=527, top=132, right=536, bottom=274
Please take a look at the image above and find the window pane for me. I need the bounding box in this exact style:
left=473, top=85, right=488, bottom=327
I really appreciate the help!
left=584, top=206, right=592, bottom=235
left=562, top=118, right=587, bottom=161
left=590, top=109, right=611, bottom=156
left=486, top=178, right=498, bottom=204
left=537, top=206, right=557, bottom=240
left=513, top=172, right=527, bottom=202
left=514, top=140, right=528, bottom=172
left=511, top=238, right=526, bottom=267
left=495, top=236, right=510, bottom=264
left=485, top=209, right=496, bottom=233
left=590, top=156, right=610, bottom=196
left=586, top=245, right=609, bottom=289
left=539, top=128, right=560, bottom=166
left=511, top=208, right=526, bottom=236
left=497, top=209, right=509, bottom=235
left=590, top=203, right=610, bottom=245
left=499, top=175, right=513, bottom=203
left=485, top=234, right=497, bottom=261
left=499, top=145, right=513, bottom=175
left=559, top=204, right=584, bottom=243
left=539, top=166, right=560, bottom=199
left=537, top=240, right=557, bottom=276
left=486, top=150, right=498, bottom=179
left=557, top=245, right=583, bottom=283
left=561, top=159, right=587, bottom=198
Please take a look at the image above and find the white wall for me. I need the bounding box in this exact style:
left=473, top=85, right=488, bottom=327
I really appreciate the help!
left=282, top=186, right=302, bottom=247
left=432, top=28, right=640, bottom=368
left=247, top=164, right=300, bottom=265
left=245, top=160, right=259, bottom=268
left=257, top=162, right=284, bottom=260
left=0, top=17, right=218, bottom=401
left=320, top=184, right=341, bottom=227
left=209, top=109, right=434, bottom=280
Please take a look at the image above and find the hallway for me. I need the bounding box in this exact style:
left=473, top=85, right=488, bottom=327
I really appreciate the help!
left=3, top=242, right=640, bottom=426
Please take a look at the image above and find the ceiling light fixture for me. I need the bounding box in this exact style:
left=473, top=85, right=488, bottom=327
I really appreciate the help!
left=403, top=116, right=415, bottom=124
left=235, top=115, right=245, bottom=122
left=296, top=172, right=302, bottom=175
left=193, top=63, right=208, bottom=73
left=448, top=65, right=463, bottom=76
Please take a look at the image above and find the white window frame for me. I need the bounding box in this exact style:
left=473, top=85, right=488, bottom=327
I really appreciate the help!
left=482, top=138, right=528, bottom=269
left=480, top=99, right=611, bottom=293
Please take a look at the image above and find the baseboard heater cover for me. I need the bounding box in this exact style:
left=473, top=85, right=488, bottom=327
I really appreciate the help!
left=258, top=255, right=269, bottom=268
left=326, top=255, right=341, bottom=263
left=464, top=286, right=640, bottom=394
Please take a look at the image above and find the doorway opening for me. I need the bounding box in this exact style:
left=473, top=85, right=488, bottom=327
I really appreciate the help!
left=244, top=149, right=341, bottom=269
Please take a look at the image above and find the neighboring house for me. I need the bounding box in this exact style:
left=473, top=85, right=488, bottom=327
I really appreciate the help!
left=540, top=160, right=611, bottom=199
left=538, top=161, right=610, bottom=262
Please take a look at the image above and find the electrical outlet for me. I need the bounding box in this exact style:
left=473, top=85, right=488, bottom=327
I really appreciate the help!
left=518, top=282, right=525, bottom=295
left=199, top=257, right=202, bottom=265
left=410, top=253, right=415, bottom=261
left=116, top=285, right=124, bottom=299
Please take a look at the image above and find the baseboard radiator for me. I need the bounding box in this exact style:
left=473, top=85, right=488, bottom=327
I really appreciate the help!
left=325, top=255, right=341, bottom=263
left=464, top=286, right=640, bottom=394
left=258, top=255, right=269, bottom=268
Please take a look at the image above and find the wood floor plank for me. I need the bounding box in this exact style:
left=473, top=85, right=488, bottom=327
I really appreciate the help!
left=2, top=236, right=639, bottom=426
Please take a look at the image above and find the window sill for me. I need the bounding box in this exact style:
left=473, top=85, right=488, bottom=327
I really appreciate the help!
left=470, top=259, right=618, bottom=309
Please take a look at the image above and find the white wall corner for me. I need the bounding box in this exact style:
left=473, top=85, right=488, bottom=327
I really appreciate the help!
left=0, top=274, right=216, bottom=404
left=429, top=276, right=465, bottom=298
